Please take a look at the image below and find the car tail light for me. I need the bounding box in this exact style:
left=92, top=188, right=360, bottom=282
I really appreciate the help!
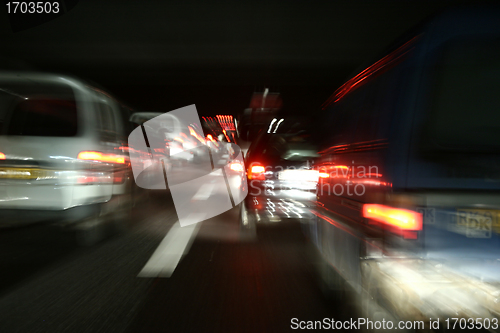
left=76, top=173, right=113, bottom=184
left=248, top=165, right=265, bottom=180
left=319, top=172, right=330, bottom=178
left=205, top=134, right=219, bottom=148
left=73, top=169, right=126, bottom=185
left=363, top=204, right=422, bottom=231
left=0, top=152, right=5, bottom=160
left=188, top=126, right=206, bottom=144
left=112, top=170, right=127, bottom=184
left=229, top=161, right=244, bottom=172
left=77, top=151, right=128, bottom=184
left=78, top=151, right=126, bottom=164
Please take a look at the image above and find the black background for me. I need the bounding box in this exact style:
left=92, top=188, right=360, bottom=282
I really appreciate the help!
left=0, top=0, right=477, bottom=116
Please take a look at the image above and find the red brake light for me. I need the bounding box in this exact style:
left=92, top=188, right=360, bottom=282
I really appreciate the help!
left=319, top=172, right=330, bottom=178
left=112, top=157, right=126, bottom=164
left=251, top=165, right=265, bottom=173
left=78, top=151, right=102, bottom=161
left=363, top=204, right=422, bottom=231
left=0, top=152, right=5, bottom=160
left=248, top=165, right=265, bottom=180
left=188, top=126, right=205, bottom=144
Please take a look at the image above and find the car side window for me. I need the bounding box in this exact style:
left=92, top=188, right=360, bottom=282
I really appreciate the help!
left=245, top=131, right=268, bottom=163
left=353, top=73, right=391, bottom=143
left=95, top=101, right=118, bottom=143
left=327, top=86, right=365, bottom=147
left=245, top=133, right=260, bottom=162
left=118, top=105, right=134, bottom=137
left=333, top=66, right=403, bottom=146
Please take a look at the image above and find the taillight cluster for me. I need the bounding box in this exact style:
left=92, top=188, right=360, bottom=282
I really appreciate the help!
left=229, top=161, right=244, bottom=172
left=77, top=150, right=128, bottom=185
left=363, top=203, right=422, bottom=239
left=248, top=165, right=265, bottom=180
left=77, top=151, right=127, bottom=164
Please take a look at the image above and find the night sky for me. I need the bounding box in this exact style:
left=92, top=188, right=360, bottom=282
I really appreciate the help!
left=0, top=0, right=472, bottom=116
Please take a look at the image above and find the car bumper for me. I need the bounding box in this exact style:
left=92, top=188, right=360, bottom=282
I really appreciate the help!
left=362, top=256, right=500, bottom=323
left=246, top=189, right=316, bottom=221
left=0, top=204, right=101, bottom=227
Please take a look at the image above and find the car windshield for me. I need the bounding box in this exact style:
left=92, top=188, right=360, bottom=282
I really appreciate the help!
left=0, top=82, right=78, bottom=137
left=249, top=130, right=318, bottom=164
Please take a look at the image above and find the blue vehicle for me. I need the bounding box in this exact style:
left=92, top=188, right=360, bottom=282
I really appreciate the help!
left=305, top=5, right=500, bottom=327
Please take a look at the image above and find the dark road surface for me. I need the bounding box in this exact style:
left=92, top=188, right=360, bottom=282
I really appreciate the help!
left=0, top=193, right=355, bottom=333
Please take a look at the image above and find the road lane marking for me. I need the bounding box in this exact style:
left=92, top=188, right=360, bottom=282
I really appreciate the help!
left=138, top=220, right=201, bottom=278
left=192, top=183, right=214, bottom=200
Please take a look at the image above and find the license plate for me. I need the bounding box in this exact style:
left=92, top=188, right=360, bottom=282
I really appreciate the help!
left=0, top=168, right=43, bottom=180
left=416, top=207, right=435, bottom=224
left=455, top=209, right=498, bottom=238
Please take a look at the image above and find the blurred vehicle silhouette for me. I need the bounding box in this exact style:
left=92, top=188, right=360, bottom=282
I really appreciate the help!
left=304, top=6, right=500, bottom=328
left=238, top=88, right=282, bottom=141
left=201, top=116, right=235, bottom=168
left=0, top=72, right=136, bottom=245
left=242, top=116, right=319, bottom=227
left=128, top=110, right=241, bottom=200
left=127, top=106, right=247, bottom=226
left=130, top=111, right=209, bottom=169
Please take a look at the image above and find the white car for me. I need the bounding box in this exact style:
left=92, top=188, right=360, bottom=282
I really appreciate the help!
left=0, top=72, right=136, bottom=244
